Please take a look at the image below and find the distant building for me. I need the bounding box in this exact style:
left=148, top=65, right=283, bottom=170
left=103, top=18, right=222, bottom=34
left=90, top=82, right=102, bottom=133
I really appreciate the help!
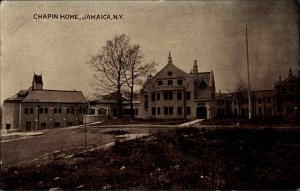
left=2, top=74, right=88, bottom=131
left=88, top=92, right=140, bottom=120
left=275, top=67, right=300, bottom=116
left=215, top=67, right=300, bottom=118
left=139, top=52, right=216, bottom=120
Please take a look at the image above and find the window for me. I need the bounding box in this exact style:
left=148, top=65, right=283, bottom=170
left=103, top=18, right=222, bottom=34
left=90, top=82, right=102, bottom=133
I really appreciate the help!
left=163, top=107, right=173, bottom=115
left=41, top=123, right=47, bottom=129
left=6, top=124, right=11, bottom=130
left=186, top=107, right=191, bottom=115
left=91, top=109, right=95, bottom=115
left=168, top=80, right=173, bottom=86
left=158, top=81, right=163, bottom=86
left=58, top=108, right=62, bottom=114
left=234, top=100, right=237, bottom=105
left=157, top=93, right=160, bottom=100
left=102, top=109, right=107, bottom=115
left=144, top=101, right=148, bottom=110
left=44, top=108, right=48, bottom=114
left=123, top=109, right=131, bottom=116
left=98, top=109, right=106, bottom=116
left=79, top=108, right=82, bottom=114
left=186, top=92, right=191, bottom=100
left=267, top=98, right=272, bottom=103
left=267, top=108, right=272, bottom=115
left=25, top=108, right=29, bottom=114
left=258, top=98, right=262, bottom=104
left=163, top=91, right=173, bottom=100
left=177, top=107, right=182, bottom=115
left=152, top=107, right=156, bottom=115
left=286, top=95, right=293, bottom=102
left=67, top=108, right=71, bottom=114
left=157, top=107, right=160, bottom=115
left=217, top=100, right=224, bottom=105
left=71, top=108, right=74, bottom=114
left=82, top=108, right=86, bottom=114
left=169, top=107, right=173, bottom=115
left=29, top=108, right=33, bottom=114
left=217, top=109, right=225, bottom=116
left=177, top=80, right=183, bottom=85
left=177, top=92, right=182, bottom=100
left=54, top=122, right=60, bottom=128
left=40, top=108, right=44, bottom=114
left=54, top=108, right=58, bottom=114
left=164, top=107, right=168, bottom=115
left=258, top=108, right=262, bottom=115
left=151, top=93, right=156, bottom=101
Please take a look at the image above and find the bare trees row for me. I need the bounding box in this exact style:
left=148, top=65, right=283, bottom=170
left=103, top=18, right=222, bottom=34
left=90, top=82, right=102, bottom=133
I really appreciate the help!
left=88, top=34, right=156, bottom=118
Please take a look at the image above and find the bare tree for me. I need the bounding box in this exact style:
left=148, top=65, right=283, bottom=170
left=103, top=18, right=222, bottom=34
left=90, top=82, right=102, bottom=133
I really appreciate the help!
left=88, top=34, right=131, bottom=118
left=125, top=45, right=157, bottom=118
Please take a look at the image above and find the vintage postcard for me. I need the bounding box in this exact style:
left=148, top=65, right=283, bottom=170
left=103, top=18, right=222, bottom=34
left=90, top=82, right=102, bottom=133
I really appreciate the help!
left=1, top=1, right=299, bottom=190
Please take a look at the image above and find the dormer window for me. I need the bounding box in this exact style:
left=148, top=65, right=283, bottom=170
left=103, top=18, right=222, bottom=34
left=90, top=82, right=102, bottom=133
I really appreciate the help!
left=168, top=80, right=173, bottom=86
left=158, top=81, right=163, bottom=86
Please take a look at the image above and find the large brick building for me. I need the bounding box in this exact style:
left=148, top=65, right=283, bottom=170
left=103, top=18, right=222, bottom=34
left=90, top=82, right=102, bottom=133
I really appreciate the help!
left=2, top=74, right=88, bottom=131
left=139, top=52, right=216, bottom=120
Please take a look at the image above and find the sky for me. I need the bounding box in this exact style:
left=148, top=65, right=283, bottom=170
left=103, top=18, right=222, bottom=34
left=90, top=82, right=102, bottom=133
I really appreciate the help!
left=1, top=1, right=299, bottom=102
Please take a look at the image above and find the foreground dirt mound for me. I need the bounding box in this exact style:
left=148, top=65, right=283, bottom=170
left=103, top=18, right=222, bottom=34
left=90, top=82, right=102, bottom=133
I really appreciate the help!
left=1, top=127, right=300, bottom=190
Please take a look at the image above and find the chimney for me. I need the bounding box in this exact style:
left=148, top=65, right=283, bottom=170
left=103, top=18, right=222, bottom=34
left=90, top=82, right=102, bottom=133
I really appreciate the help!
left=168, top=52, right=172, bottom=65
left=193, top=60, right=198, bottom=79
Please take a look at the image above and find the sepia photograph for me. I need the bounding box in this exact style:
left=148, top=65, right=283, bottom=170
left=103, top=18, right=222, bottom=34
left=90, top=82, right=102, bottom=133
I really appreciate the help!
left=1, top=0, right=300, bottom=190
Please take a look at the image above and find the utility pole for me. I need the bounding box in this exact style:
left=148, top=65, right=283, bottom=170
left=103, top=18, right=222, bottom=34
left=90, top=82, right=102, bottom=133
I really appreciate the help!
left=84, top=114, right=87, bottom=148
left=246, top=24, right=252, bottom=119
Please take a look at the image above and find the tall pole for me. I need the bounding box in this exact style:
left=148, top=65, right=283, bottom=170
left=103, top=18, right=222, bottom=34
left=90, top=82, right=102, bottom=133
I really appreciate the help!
left=246, top=24, right=252, bottom=119
left=84, top=114, right=87, bottom=148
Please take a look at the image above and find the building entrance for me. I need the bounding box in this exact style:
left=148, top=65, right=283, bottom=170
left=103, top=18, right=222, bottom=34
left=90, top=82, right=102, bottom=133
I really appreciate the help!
left=196, top=107, right=207, bottom=119
left=25, top=121, right=31, bottom=131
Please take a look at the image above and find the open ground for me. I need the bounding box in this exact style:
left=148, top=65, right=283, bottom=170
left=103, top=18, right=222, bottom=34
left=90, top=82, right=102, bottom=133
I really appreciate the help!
left=1, top=119, right=300, bottom=190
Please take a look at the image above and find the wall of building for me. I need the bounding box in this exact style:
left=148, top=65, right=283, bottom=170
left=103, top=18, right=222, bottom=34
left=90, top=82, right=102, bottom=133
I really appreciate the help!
left=18, top=103, right=87, bottom=131
left=2, top=102, right=20, bottom=130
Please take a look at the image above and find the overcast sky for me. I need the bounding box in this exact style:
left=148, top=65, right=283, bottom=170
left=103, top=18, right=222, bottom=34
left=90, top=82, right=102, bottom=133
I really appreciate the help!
left=1, top=1, right=299, bottom=102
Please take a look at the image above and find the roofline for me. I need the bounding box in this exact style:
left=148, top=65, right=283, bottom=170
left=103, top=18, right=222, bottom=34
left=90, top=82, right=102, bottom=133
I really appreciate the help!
left=31, top=89, right=84, bottom=93
left=152, top=63, right=189, bottom=80
left=20, top=101, right=88, bottom=104
left=226, top=89, right=275, bottom=94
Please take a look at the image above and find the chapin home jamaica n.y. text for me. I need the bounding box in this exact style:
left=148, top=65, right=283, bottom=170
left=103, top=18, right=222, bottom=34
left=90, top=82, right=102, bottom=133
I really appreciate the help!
left=33, top=14, right=124, bottom=20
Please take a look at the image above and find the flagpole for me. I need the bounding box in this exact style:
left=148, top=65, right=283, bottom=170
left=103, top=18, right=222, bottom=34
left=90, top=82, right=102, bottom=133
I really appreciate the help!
left=246, top=24, right=252, bottom=119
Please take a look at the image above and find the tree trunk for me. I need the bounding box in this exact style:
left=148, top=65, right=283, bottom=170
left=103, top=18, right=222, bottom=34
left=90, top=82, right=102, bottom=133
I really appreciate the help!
left=117, top=85, right=123, bottom=118
left=130, top=85, right=134, bottom=118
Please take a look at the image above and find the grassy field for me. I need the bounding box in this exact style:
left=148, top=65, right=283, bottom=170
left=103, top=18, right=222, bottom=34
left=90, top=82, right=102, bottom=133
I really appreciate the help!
left=1, top=127, right=300, bottom=190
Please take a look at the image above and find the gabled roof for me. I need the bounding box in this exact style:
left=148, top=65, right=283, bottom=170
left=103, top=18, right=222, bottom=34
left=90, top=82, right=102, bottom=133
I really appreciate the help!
left=277, top=75, right=299, bottom=87
left=276, top=68, right=300, bottom=87
left=21, top=90, right=87, bottom=103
